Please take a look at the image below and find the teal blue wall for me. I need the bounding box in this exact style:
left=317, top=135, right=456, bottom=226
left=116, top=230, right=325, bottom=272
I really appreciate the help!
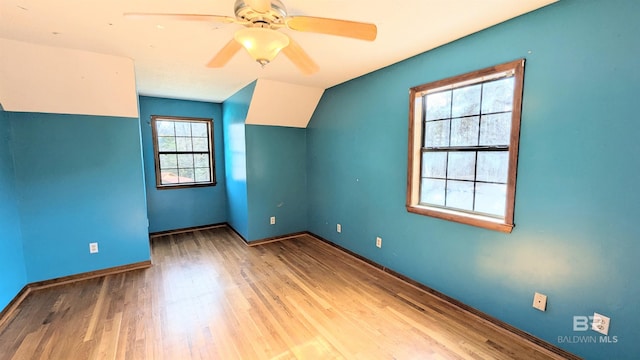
left=246, top=125, right=308, bottom=239
left=0, top=109, right=27, bottom=310
left=221, top=82, right=308, bottom=241
left=222, top=84, right=253, bottom=239
left=307, top=0, right=639, bottom=359
left=8, top=112, right=150, bottom=282
left=139, top=96, right=227, bottom=232
left=2, top=1, right=637, bottom=357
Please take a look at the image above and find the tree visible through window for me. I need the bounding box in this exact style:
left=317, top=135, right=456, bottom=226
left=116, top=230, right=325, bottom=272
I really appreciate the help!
left=151, top=116, right=216, bottom=188
left=407, top=59, right=524, bottom=232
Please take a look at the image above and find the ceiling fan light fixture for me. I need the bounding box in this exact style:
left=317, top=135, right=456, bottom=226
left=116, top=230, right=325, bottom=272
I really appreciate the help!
left=234, top=28, right=290, bottom=66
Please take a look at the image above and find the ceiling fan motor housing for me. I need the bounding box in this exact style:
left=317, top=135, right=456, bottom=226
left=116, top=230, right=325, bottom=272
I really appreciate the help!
left=234, top=0, right=287, bottom=28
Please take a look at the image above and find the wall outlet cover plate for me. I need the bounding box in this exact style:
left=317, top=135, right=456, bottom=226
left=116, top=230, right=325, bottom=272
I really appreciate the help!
left=592, top=313, right=610, bottom=335
left=532, top=292, right=547, bottom=311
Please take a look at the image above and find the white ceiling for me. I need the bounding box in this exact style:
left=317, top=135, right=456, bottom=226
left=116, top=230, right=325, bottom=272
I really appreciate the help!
left=0, top=0, right=556, bottom=103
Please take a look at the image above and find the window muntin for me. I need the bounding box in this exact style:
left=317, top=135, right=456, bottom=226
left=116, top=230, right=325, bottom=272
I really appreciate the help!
left=407, top=59, right=524, bottom=232
left=151, top=116, right=216, bottom=189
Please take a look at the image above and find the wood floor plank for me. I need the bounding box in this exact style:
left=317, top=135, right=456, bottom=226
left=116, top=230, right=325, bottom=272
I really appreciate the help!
left=0, top=227, right=570, bottom=360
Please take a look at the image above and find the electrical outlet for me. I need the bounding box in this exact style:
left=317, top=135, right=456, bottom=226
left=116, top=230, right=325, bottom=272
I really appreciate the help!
left=376, top=237, right=382, bottom=248
left=532, top=292, right=547, bottom=311
left=89, top=242, right=99, bottom=254
left=337, top=224, right=342, bottom=233
left=270, top=216, right=276, bottom=225
left=592, top=313, right=610, bottom=335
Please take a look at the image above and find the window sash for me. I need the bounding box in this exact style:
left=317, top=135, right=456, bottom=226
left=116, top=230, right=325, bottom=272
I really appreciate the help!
left=419, top=148, right=510, bottom=218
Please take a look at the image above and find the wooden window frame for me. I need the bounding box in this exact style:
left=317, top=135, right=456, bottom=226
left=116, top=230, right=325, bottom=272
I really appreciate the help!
left=151, top=115, right=216, bottom=189
left=406, top=59, right=525, bottom=233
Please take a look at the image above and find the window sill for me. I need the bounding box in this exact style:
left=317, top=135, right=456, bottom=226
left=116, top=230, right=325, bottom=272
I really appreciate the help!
left=156, top=182, right=217, bottom=190
left=406, top=204, right=514, bottom=233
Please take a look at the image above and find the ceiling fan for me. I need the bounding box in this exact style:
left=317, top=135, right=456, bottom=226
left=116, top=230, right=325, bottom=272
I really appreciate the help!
left=125, top=0, right=377, bottom=75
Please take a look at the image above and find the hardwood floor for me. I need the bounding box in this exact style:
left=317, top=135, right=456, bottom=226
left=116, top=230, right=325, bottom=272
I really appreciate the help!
left=0, top=227, right=567, bottom=359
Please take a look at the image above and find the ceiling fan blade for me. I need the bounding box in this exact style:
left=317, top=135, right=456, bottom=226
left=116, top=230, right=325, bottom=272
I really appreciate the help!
left=124, top=12, right=238, bottom=24
left=286, top=16, right=377, bottom=41
left=246, top=0, right=272, bottom=14
left=207, top=40, right=242, bottom=68
left=282, top=37, right=319, bottom=75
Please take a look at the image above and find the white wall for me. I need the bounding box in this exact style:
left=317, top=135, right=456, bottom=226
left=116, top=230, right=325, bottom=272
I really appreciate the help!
left=0, top=38, right=138, bottom=118
left=245, top=79, right=324, bottom=128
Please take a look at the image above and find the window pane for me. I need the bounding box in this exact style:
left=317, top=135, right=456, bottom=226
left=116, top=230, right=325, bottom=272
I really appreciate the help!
left=477, top=151, right=509, bottom=183
left=451, top=84, right=481, bottom=118
left=177, top=154, right=194, bottom=168
left=479, top=113, right=511, bottom=146
left=192, top=138, right=209, bottom=152
left=424, top=120, right=450, bottom=147
left=156, top=121, right=174, bottom=136
left=157, top=136, right=176, bottom=152
left=450, top=116, right=479, bottom=147
left=159, top=154, right=177, bottom=169
left=194, top=154, right=210, bottom=168
left=422, top=152, right=447, bottom=178
left=447, top=152, right=476, bottom=181
left=446, top=180, right=474, bottom=211
left=175, top=122, right=191, bottom=136
left=192, top=123, right=208, bottom=137
left=425, top=91, right=451, bottom=121
left=475, top=183, right=506, bottom=217
left=178, top=168, right=194, bottom=183
left=161, top=169, right=179, bottom=184
left=420, top=178, right=446, bottom=206
left=195, top=168, right=211, bottom=182
left=176, top=137, right=193, bottom=151
left=481, top=77, right=514, bottom=114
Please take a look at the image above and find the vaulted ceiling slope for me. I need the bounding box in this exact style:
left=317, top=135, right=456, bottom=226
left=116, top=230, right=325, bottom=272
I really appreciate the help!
left=0, top=0, right=557, bottom=103
left=0, top=38, right=138, bottom=117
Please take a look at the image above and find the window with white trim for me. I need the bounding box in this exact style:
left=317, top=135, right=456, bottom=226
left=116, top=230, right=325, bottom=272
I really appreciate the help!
left=406, top=59, right=525, bottom=232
